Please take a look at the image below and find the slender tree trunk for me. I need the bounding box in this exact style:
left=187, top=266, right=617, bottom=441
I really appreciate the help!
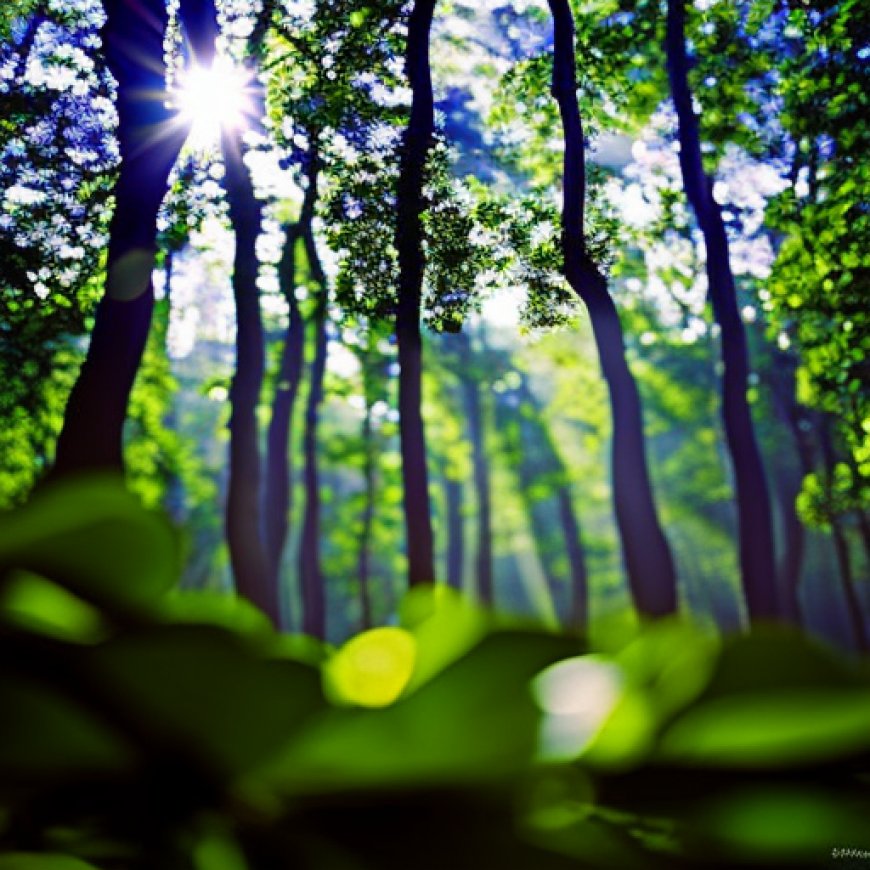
left=556, top=486, right=588, bottom=631
left=857, top=510, right=870, bottom=567
left=820, top=420, right=868, bottom=652
left=666, top=0, right=778, bottom=620
left=299, top=226, right=329, bottom=639
left=546, top=0, right=677, bottom=616
left=395, top=0, right=437, bottom=586
left=52, top=0, right=193, bottom=477
left=263, top=223, right=303, bottom=583
left=775, top=470, right=804, bottom=621
left=221, top=115, right=279, bottom=625
left=357, top=388, right=376, bottom=630
left=263, top=160, right=319, bottom=596
left=456, top=334, right=493, bottom=605
left=507, top=375, right=589, bottom=630
left=444, top=477, right=465, bottom=591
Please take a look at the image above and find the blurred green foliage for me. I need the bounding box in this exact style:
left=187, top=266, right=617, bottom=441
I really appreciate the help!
left=1, top=478, right=869, bottom=868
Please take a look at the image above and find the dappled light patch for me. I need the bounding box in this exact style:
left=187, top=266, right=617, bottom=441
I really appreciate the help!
left=1, top=570, right=105, bottom=643
left=324, top=626, right=417, bottom=707
left=533, top=656, right=624, bottom=761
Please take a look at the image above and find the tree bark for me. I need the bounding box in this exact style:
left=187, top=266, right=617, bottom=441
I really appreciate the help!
left=263, top=159, right=319, bottom=596
left=52, top=0, right=194, bottom=477
left=357, top=383, right=376, bottom=630
left=666, top=0, right=778, bottom=620
left=546, top=0, right=677, bottom=616
left=221, top=110, right=280, bottom=626
left=444, top=477, right=465, bottom=591
left=395, top=0, right=437, bottom=586
left=299, top=225, right=329, bottom=639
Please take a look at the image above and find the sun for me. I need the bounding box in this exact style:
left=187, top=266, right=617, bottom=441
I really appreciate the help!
left=175, top=57, right=254, bottom=149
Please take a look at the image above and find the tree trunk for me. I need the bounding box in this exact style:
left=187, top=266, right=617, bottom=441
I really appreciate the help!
left=456, top=334, right=493, bottom=605
left=395, top=0, right=437, bottom=586
left=505, top=375, right=589, bottom=630
left=52, top=0, right=194, bottom=477
left=857, top=510, right=870, bottom=568
left=357, top=388, right=376, bottom=630
left=263, top=159, right=319, bottom=600
left=546, top=0, right=677, bottom=616
left=444, top=477, right=465, bottom=591
left=221, top=115, right=279, bottom=626
left=556, top=485, right=588, bottom=631
left=299, top=226, right=329, bottom=639
left=666, top=0, right=778, bottom=620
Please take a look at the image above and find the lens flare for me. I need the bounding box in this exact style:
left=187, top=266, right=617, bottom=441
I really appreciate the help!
left=175, top=57, right=254, bottom=148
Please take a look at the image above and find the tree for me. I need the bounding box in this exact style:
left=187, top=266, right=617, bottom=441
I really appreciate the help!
left=298, top=205, right=330, bottom=639
left=665, top=0, right=778, bottom=621
left=51, top=0, right=210, bottom=477
left=495, top=369, right=589, bottom=629
left=545, top=0, right=678, bottom=617
left=395, top=0, right=438, bottom=586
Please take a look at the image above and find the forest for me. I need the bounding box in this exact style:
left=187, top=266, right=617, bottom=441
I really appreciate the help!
left=0, top=0, right=869, bottom=867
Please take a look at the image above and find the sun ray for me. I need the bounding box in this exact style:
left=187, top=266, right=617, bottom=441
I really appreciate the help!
left=172, top=56, right=256, bottom=150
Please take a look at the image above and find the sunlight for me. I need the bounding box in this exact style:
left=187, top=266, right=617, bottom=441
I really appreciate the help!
left=175, top=57, right=254, bottom=149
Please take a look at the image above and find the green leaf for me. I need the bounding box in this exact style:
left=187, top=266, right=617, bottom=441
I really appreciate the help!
left=257, top=631, right=576, bottom=794
left=658, top=689, right=870, bottom=767
left=0, top=476, right=178, bottom=615
left=398, top=585, right=490, bottom=695
left=1, top=572, right=105, bottom=643
left=0, top=673, right=132, bottom=778
left=84, top=624, right=325, bottom=778
left=0, top=855, right=103, bottom=870
left=160, top=590, right=275, bottom=640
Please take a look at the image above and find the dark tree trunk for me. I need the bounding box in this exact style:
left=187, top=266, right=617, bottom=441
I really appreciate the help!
left=775, top=470, right=805, bottom=622
left=221, top=122, right=279, bottom=625
left=820, top=420, right=868, bottom=652
left=263, top=159, right=319, bottom=599
left=395, top=0, right=437, bottom=587
left=299, top=226, right=329, bottom=639
left=556, top=486, right=588, bottom=631
left=444, top=477, right=465, bottom=591
left=456, top=334, right=494, bottom=605
left=546, top=0, right=677, bottom=616
left=52, top=0, right=197, bottom=477
left=357, top=388, right=376, bottom=630
left=666, top=0, right=778, bottom=621
left=857, top=510, right=870, bottom=567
